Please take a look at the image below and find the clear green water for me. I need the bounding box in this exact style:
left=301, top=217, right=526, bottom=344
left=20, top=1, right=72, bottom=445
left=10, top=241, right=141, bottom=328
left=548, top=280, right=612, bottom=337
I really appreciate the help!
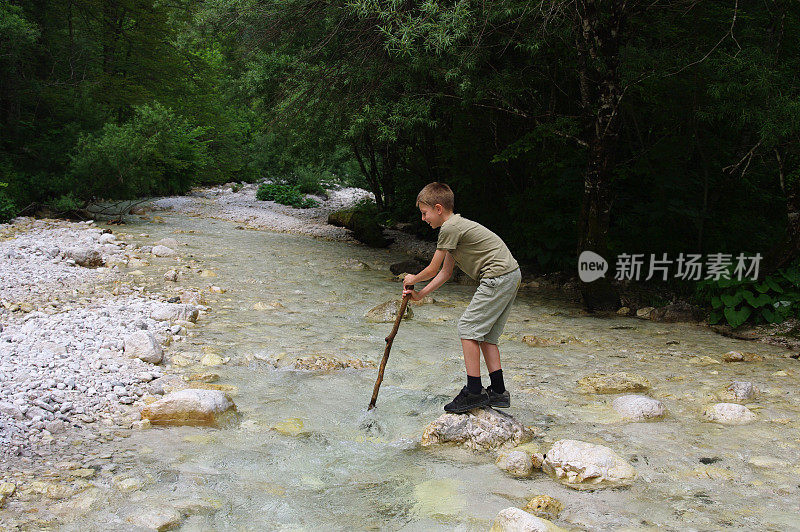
left=48, top=213, right=800, bottom=530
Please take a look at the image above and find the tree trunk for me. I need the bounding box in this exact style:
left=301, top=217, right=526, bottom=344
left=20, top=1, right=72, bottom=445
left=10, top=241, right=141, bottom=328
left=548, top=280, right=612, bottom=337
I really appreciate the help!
left=761, top=148, right=800, bottom=277
left=575, top=0, right=625, bottom=311
left=351, top=137, right=385, bottom=210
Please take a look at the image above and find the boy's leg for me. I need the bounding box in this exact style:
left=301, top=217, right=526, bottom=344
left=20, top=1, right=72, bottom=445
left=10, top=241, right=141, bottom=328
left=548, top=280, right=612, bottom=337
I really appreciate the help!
left=461, top=339, right=482, bottom=377
left=481, top=269, right=520, bottom=407
left=479, top=341, right=501, bottom=373
left=444, top=337, right=489, bottom=413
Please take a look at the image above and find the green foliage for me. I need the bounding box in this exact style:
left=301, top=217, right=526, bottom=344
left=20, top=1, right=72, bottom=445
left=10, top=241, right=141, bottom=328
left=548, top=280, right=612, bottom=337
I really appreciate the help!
left=286, top=165, right=332, bottom=196
left=0, top=182, right=16, bottom=223
left=256, top=183, right=319, bottom=209
left=696, top=263, right=800, bottom=328
left=47, top=193, right=82, bottom=215
left=69, top=103, right=209, bottom=200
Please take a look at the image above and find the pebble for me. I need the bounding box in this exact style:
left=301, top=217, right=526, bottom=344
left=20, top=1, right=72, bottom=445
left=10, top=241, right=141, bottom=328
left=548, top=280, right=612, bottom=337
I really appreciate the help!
left=612, top=395, right=665, bottom=421
left=703, top=403, right=757, bottom=425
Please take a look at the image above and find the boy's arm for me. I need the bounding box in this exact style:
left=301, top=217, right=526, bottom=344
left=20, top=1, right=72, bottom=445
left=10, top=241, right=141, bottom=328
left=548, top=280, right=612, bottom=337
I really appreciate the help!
left=404, top=249, right=448, bottom=286
left=403, top=251, right=454, bottom=300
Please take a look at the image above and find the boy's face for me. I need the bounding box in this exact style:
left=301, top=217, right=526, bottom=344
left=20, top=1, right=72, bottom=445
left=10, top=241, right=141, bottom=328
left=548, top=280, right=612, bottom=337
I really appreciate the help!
left=419, top=203, right=446, bottom=229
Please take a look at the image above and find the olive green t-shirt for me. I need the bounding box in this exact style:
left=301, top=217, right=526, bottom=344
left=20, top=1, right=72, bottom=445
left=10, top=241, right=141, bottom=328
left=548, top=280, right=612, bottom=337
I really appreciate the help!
left=437, top=214, right=519, bottom=280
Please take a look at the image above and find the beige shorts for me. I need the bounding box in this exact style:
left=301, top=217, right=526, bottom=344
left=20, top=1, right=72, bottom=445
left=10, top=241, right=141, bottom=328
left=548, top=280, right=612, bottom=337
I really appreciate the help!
left=457, top=268, right=521, bottom=344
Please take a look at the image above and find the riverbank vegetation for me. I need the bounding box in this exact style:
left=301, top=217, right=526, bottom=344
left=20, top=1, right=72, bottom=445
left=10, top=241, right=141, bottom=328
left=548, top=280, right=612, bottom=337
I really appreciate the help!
left=2, top=1, right=799, bottom=326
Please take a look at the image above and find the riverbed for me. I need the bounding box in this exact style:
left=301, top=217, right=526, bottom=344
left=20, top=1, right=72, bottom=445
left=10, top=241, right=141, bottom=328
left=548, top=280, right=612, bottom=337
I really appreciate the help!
left=1, top=204, right=799, bottom=530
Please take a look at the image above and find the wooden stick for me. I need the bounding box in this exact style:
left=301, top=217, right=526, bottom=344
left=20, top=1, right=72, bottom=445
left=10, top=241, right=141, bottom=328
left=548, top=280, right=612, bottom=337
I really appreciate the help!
left=368, top=291, right=412, bottom=410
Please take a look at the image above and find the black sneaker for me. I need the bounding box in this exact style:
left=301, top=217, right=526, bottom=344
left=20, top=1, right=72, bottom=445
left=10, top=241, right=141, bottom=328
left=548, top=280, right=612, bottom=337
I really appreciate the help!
left=486, top=386, right=510, bottom=408
left=444, top=386, right=490, bottom=414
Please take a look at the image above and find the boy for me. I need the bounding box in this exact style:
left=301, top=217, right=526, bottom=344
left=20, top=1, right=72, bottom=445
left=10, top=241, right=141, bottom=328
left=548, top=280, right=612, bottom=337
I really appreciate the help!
left=402, top=182, right=521, bottom=413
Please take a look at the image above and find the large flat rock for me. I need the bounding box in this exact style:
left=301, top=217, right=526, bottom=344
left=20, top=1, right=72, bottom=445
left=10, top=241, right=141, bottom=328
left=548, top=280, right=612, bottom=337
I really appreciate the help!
left=421, top=407, right=532, bottom=453
left=542, top=439, right=636, bottom=490
left=140, top=389, right=236, bottom=427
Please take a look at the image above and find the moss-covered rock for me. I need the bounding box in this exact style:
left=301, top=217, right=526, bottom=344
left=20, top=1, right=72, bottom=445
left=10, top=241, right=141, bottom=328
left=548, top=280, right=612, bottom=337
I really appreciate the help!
left=328, top=209, right=389, bottom=248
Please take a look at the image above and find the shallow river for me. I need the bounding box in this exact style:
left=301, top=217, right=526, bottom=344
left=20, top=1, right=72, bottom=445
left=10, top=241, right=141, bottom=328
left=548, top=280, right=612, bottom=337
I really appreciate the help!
left=64, top=213, right=799, bottom=530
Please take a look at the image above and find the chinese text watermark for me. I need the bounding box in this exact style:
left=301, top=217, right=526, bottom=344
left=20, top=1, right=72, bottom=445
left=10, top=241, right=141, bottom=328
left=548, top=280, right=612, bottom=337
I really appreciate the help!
left=578, top=251, right=762, bottom=283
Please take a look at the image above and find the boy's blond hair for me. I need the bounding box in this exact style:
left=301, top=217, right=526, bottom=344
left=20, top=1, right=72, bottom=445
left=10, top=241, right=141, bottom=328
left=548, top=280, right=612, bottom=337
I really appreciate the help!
left=416, top=182, right=454, bottom=211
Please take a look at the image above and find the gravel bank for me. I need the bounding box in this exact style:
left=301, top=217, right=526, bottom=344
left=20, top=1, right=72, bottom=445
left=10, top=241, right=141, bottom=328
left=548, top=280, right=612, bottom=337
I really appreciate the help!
left=0, top=218, right=202, bottom=461
left=145, top=184, right=437, bottom=259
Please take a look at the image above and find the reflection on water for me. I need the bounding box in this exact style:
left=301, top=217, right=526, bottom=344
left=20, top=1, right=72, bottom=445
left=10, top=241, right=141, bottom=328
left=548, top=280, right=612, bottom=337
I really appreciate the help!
left=55, top=214, right=800, bottom=530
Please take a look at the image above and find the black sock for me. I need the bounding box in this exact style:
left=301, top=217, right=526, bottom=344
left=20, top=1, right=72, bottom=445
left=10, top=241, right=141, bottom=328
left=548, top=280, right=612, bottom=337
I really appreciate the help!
left=467, top=375, right=483, bottom=394
left=489, top=369, right=505, bottom=393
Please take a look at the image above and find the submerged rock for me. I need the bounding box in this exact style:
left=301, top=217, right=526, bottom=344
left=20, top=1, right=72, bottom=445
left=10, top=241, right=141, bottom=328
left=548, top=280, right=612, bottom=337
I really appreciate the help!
left=292, top=354, right=375, bottom=371
left=124, top=331, right=163, bottom=364
left=342, top=258, right=370, bottom=270
left=612, top=395, right=665, bottom=421
left=200, top=352, right=226, bottom=366
left=154, top=237, right=179, bottom=248
left=421, top=408, right=532, bottom=453
left=523, top=495, right=563, bottom=520
left=522, top=335, right=556, bottom=347
left=365, top=299, right=413, bottom=323
left=718, top=381, right=757, bottom=403
left=151, top=245, right=176, bottom=257
left=140, top=389, right=237, bottom=426
left=722, top=350, right=764, bottom=363
left=0, top=482, right=16, bottom=507
left=490, top=507, right=565, bottom=532
left=578, top=372, right=650, bottom=394
left=189, top=372, right=219, bottom=383
left=127, top=507, right=183, bottom=531
left=703, top=403, right=756, bottom=425
left=271, top=418, right=305, bottom=436
left=542, top=439, right=637, bottom=490
left=409, top=295, right=436, bottom=306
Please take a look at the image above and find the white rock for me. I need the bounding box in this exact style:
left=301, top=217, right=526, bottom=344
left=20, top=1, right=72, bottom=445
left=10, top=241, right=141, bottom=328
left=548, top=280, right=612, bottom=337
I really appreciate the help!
left=727, top=381, right=756, bottom=402
left=127, top=507, right=183, bottom=531
left=496, top=450, right=534, bottom=477
left=151, top=245, right=176, bottom=257
left=123, top=331, right=163, bottom=364
left=151, top=303, right=198, bottom=323
left=99, top=233, right=116, bottom=244
left=612, top=395, right=665, bottom=421
left=490, top=507, right=565, bottom=532
left=154, top=237, right=179, bottom=248
left=64, top=248, right=104, bottom=268
left=163, top=270, right=179, bottom=282
left=140, top=389, right=236, bottom=426
left=703, top=403, right=756, bottom=425
left=542, top=439, right=636, bottom=489
left=421, top=408, right=532, bottom=452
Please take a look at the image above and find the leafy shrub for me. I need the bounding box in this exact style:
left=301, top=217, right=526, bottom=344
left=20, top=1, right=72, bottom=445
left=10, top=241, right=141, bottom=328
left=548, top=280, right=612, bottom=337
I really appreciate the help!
left=286, top=164, right=331, bottom=196
left=69, top=102, right=209, bottom=200
left=47, top=192, right=82, bottom=214
left=696, top=263, right=800, bottom=328
left=0, top=182, right=16, bottom=223
left=256, top=183, right=319, bottom=208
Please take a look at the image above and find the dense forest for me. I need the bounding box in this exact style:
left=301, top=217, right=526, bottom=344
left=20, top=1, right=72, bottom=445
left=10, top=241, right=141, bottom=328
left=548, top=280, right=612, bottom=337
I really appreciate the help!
left=1, top=1, right=799, bottom=325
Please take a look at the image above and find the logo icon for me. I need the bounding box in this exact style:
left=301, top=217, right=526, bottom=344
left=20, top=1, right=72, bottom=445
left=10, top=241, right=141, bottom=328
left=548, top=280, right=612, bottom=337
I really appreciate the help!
left=578, top=251, right=608, bottom=282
